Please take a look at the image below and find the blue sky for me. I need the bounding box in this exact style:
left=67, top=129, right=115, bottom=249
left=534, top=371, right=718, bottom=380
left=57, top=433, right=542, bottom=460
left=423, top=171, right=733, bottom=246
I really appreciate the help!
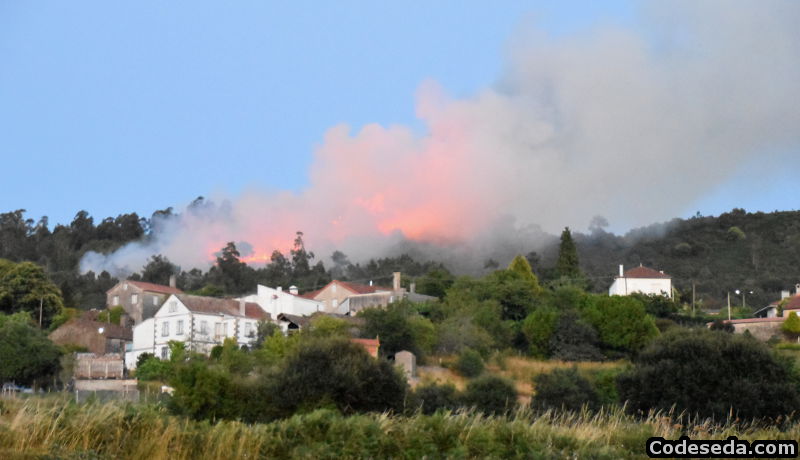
left=0, top=1, right=796, bottom=232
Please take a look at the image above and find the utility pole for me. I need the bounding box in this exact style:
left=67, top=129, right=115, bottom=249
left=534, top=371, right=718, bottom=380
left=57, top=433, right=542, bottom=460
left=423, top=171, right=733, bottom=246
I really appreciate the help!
left=39, top=297, right=43, bottom=328
left=727, top=292, right=731, bottom=321
left=692, top=282, right=696, bottom=315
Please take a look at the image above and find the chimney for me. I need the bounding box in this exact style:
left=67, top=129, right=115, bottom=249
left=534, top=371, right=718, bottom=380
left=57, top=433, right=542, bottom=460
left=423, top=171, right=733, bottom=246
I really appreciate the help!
left=796, top=284, right=800, bottom=296
left=277, top=286, right=282, bottom=292
left=410, top=282, right=416, bottom=294
left=169, top=275, right=176, bottom=289
left=781, top=290, right=791, bottom=299
left=393, top=272, right=401, bottom=292
left=289, top=285, right=298, bottom=295
left=619, top=265, right=624, bottom=277
left=369, top=280, right=373, bottom=286
left=239, top=298, right=246, bottom=317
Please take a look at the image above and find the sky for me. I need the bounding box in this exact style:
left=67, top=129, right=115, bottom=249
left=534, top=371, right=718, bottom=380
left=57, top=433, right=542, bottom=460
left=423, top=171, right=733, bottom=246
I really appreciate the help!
left=1, top=1, right=799, bottom=273
left=1, top=1, right=633, bottom=226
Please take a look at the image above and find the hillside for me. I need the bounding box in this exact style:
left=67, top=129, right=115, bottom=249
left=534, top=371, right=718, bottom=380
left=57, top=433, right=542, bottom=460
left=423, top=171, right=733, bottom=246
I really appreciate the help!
left=572, top=209, right=800, bottom=310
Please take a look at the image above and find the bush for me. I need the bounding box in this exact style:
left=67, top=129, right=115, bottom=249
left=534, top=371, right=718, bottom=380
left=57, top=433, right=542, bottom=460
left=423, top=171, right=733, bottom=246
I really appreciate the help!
left=618, top=329, right=800, bottom=420
left=521, top=308, right=559, bottom=357
left=548, top=312, right=603, bottom=361
left=782, top=312, right=800, bottom=341
left=135, top=355, right=170, bottom=381
left=581, top=295, right=659, bottom=353
left=709, top=319, right=734, bottom=333
left=460, top=375, right=517, bottom=416
left=531, top=367, right=599, bottom=412
left=268, top=337, right=408, bottom=418
left=0, top=316, right=62, bottom=386
left=411, top=382, right=459, bottom=415
left=454, top=348, right=484, bottom=377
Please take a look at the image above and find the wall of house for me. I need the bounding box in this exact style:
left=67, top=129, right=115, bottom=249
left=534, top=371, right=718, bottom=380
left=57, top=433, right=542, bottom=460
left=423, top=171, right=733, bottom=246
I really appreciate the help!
left=243, top=285, right=322, bottom=318
left=107, top=282, right=170, bottom=324
left=731, top=321, right=784, bottom=341
left=126, top=318, right=155, bottom=369
left=50, top=323, right=107, bottom=355
left=609, top=278, right=672, bottom=298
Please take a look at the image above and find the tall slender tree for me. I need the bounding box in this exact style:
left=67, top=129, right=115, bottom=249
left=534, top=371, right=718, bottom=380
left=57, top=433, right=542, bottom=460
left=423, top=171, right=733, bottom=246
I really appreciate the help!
left=556, top=227, right=581, bottom=279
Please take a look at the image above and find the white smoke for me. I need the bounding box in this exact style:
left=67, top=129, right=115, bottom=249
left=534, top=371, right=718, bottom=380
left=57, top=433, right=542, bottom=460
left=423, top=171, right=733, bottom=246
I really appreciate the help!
left=81, top=0, right=800, bottom=276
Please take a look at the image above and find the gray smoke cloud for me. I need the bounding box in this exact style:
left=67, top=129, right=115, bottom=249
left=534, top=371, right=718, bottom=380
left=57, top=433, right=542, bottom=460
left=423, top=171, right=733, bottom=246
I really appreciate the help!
left=81, top=0, right=800, bottom=276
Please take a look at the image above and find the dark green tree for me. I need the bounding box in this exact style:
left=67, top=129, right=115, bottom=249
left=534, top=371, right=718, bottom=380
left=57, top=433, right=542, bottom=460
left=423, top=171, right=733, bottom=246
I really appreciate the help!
left=0, top=259, right=64, bottom=326
left=454, top=348, right=484, bottom=378
left=618, top=329, right=800, bottom=420
left=531, top=367, right=600, bottom=412
left=267, top=337, right=407, bottom=417
left=556, top=227, right=581, bottom=279
left=0, top=313, right=62, bottom=386
left=140, top=254, right=178, bottom=286
left=460, top=375, right=517, bottom=416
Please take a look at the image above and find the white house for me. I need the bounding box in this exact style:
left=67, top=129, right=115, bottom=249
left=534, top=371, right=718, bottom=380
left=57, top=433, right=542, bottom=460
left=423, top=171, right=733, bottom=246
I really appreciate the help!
left=608, top=265, right=672, bottom=298
left=126, top=294, right=268, bottom=369
left=240, top=284, right=325, bottom=318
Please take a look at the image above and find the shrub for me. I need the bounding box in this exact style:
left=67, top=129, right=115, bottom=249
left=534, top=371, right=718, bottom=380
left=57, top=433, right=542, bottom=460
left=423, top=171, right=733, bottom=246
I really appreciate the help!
left=618, top=329, right=800, bottom=420
left=411, top=382, right=459, bottom=415
left=782, top=312, right=800, bottom=341
left=0, top=317, right=62, bottom=385
left=531, top=367, right=599, bottom=412
left=581, top=295, right=659, bottom=353
left=709, top=319, right=734, bottom=333
left=548, top=312, right=603, bottom=361
left=268, top=337, right=408, bottom=418
left=454, top=348, right=484, bottom=377
left=460, top=375, right=517, bottom=416
left=521, top=308, right=559, bottom=357
left=135, top=355, right=170, bottom=381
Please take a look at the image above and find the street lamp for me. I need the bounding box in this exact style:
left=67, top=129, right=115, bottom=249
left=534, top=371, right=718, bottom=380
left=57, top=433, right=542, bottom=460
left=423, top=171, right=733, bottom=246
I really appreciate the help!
left=734, top=289, right=754, bottom=309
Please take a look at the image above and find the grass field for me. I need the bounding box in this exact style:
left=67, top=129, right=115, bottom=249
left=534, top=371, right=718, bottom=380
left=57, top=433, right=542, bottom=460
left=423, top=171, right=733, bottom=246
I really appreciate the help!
left=1, top=396, right=797, bottom=459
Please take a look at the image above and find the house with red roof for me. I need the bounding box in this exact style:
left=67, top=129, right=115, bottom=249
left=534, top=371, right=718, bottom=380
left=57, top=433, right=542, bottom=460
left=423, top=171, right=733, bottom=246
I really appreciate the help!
left=300, top=272, right=404, bottom=314
left=608, top=264, right=672, bottom=298
left=126, top=293, right=268, bottom=368
left=106, top=277, right=183, bottom=325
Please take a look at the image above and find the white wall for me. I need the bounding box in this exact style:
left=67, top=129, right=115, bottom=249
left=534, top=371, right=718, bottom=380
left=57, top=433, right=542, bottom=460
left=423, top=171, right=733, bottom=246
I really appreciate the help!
left=243, top=285, right=323, bottom=318
left=609, top=277, right=672, bottom=298
left=125, top=318, right=155, bottom=370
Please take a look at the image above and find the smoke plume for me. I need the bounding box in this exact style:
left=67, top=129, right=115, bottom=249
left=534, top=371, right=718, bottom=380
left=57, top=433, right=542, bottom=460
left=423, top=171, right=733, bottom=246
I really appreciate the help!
left=81, top=1, right=800, bottom=275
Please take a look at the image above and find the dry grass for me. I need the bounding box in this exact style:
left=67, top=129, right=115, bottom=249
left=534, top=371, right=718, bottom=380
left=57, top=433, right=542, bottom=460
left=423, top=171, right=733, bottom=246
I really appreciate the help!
left=0, top=397, right=797, bottom=459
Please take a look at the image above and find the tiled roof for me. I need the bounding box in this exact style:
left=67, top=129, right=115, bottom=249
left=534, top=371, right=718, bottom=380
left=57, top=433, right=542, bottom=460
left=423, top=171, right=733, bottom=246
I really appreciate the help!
left=710, top=317, right=785, bottom=325
left=51, top=318, right=133, bottom=341
left=621, top=266, right=671, bottom=279
left=108, top=280, right=183, bottom=295
left=301, top=280, right=392, bottom=299
left=175, top=294, right=268, bottom=320
left=769, top=295, right=800, bottom=310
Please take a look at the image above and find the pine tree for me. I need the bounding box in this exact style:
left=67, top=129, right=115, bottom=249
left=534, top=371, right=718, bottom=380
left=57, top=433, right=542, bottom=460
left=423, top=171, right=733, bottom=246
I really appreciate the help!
left=507, top=254, right=542, bottom=293
left=557, top=227, right=581, bottom=279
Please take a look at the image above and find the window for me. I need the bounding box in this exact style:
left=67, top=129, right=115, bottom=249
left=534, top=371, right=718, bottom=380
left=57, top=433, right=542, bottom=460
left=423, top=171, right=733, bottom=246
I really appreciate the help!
left=123, top=283, right=128, bottom=291
left=112, top=295, right=119, bottom=305
left=131, top=294, right=139, bottom=304
left=176, top=320, right=184, bottom=335
left=332, top=284, right=337, bottom=293
left=153, top=296, right=159, bottom=306
left=160, top=347, right=168, bottom=359
left=245, top=322, right=252, bottom=337
left=168, top=301, right=177, bottom=313
left=200, top=320, right=208, bottom=334
left=215, top=322, right=222, bottom=337
left=332, top=299, right=339, bottom=308
left=162, top=322, right=169, bottom=337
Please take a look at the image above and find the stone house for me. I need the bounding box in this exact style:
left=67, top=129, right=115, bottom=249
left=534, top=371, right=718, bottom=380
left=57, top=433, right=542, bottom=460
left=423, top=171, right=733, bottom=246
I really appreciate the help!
left=49, top=317, right=132, bottom=355
left=106, top=278, right=183, bottom=325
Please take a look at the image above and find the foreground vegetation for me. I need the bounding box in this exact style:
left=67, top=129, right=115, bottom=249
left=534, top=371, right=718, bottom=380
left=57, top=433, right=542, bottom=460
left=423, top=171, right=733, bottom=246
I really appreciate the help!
left=1, top=398, right=798, bottom=460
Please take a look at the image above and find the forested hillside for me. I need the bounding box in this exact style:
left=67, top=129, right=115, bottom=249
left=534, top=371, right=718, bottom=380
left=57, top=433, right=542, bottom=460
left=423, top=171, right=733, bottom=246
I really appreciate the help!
left=1, top=206, right=798, bottom=313
left=572, top=208, right=800, bottom=310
